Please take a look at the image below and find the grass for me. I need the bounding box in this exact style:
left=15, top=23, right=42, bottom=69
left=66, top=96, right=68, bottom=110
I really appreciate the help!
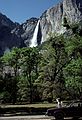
left=0, top=103, right=56, bottom=116
left=0, top=103, right=56, bottom=109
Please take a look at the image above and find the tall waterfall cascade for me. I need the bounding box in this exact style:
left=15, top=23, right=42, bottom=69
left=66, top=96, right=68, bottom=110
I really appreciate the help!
left=30, top=20, right=40, bottom=47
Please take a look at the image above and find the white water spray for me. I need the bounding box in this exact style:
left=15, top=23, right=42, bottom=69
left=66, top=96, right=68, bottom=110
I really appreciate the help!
left=30, top=20, right=40, bottom=47
left=4, top=47, right=10, bottom=54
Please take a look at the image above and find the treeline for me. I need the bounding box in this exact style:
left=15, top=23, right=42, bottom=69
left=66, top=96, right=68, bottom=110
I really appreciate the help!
left=0, top=23, right=82, bottom=104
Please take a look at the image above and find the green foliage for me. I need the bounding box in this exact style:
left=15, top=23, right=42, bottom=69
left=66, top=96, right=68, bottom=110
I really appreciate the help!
left=0, top=91, right=10, bottom=103
left=0, top=23, right=82, bottom=103
left=63, top=17, right=70, bottom=29
left=19, top=47, right=41, bottom=103
left=17, top=76, right=30, bottom=102
left=65, top=35, right=82, bottom=58
left=64, top=63, right=82, bottom=98
left=38, top=34, right=67, bottom=101
left=70, top=23, right=79, bottom=34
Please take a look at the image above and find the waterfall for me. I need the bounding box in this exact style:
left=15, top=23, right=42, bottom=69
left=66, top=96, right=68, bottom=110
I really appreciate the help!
left=4, top=47, right=10, bottom=53
left=30, top=20, right=40, bottom=47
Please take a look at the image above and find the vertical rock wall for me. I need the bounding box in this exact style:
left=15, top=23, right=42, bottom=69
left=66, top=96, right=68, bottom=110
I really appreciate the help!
left=39, top=0, right=82, bottom=43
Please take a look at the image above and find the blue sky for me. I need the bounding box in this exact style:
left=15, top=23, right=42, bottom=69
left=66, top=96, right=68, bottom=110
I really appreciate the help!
left=0, top=0, right=61, bottom=23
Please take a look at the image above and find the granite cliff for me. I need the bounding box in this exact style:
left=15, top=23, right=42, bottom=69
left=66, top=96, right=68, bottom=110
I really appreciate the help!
left=40, top=0, right=82, bottom=43
left=0, top=13, right=26, bottom=55
left=0, top=0, right=82, bottom=55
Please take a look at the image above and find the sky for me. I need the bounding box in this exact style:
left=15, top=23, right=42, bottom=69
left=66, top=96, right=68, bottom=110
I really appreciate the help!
left=0, top=0, right=61, bottom=23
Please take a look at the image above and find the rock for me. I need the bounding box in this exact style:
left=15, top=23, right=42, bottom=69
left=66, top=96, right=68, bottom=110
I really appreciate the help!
left=40, top=0, right=82, bottom=43
left=0, top=12, right=16, bottom=29
left=12, top=18, right=38, bottom=46
left=0, top=13, right=26, bottom=56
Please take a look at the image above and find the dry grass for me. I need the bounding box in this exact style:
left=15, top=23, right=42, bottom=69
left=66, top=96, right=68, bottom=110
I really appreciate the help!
left=0, top=103, right=56, bottom=108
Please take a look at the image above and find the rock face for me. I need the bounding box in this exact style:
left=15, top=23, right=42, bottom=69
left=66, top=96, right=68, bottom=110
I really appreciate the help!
left=40, top=0, right=82, bottom=42
left=0, top=13, right=26, bottom=55
left=0, top=13, right=16, bottom=29
left=12, top=18, right=38, bottom=46
left=0, top=15, right=39, bottom=55
left=0, top=0, right=82, bottom=55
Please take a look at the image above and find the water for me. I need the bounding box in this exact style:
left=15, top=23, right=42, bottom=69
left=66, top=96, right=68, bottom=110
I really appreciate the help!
left=30, top=20, right=40, bottom=47
left=4, top=47, right=10, bottom=53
